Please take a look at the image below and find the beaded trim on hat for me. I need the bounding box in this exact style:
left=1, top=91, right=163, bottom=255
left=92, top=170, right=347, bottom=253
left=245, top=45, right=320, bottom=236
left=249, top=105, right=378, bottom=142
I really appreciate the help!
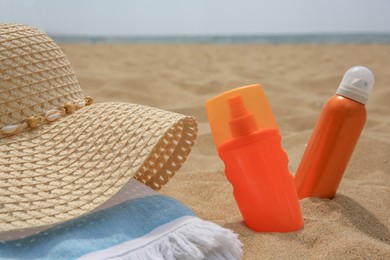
left=0, top=96, right=93, bottom=138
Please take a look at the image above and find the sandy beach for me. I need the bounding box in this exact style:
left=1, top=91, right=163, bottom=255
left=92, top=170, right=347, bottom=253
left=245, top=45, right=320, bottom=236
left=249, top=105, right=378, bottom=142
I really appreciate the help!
left=61, top=44, right=390, bottom=259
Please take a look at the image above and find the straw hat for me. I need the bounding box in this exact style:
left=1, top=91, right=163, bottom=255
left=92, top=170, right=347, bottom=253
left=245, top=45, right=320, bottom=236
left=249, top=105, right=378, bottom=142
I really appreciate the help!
left=0, top=23, right=197, bottom=233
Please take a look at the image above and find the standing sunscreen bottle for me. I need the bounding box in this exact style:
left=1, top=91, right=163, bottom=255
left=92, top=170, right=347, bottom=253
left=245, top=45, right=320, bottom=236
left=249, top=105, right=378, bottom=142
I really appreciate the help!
left=295, top=66, right=375, bottom=199
left=206, top=84, right=303, bottom=232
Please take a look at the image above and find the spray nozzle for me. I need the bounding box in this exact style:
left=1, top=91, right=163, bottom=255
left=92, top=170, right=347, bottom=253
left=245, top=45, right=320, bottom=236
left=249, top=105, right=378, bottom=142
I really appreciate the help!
left=228, top=95, right=250, bottom=119
left=228, top=95, right=258, bottom=137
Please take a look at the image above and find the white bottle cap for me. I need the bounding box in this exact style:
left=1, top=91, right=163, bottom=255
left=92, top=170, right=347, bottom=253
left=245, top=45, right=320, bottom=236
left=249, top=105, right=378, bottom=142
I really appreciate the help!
left=336, top=66, right=375, bottom=104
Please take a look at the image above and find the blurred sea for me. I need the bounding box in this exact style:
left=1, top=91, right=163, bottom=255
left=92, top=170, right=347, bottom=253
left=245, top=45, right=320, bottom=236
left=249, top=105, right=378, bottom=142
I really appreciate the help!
left=51, top=33, right=390, bottom=44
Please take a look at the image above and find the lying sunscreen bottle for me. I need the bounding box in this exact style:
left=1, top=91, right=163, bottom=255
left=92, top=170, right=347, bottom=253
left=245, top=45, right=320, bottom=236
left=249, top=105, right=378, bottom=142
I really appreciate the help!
left=206, top=84, right=303, bottom=232
left=295, top=66, right=375, bottom=199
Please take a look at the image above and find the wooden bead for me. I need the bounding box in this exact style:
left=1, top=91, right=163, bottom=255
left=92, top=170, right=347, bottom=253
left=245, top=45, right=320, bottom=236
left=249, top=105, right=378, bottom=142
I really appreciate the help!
left=64, top=102, right=76, bottom=114
left=27, top=116, right=38, bottom=128
left=85, top=96, right=94, bottom=106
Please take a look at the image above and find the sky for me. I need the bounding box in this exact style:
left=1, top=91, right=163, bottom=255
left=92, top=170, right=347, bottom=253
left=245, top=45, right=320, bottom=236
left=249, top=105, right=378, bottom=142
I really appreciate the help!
left=1, top=0, right=390, bottom=36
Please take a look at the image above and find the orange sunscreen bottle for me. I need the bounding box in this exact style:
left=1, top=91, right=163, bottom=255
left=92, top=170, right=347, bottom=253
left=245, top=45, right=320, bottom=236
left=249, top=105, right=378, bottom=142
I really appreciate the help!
left=206, top=84, right=303, bottom=232
left=295, top=66, right=375, bottom=199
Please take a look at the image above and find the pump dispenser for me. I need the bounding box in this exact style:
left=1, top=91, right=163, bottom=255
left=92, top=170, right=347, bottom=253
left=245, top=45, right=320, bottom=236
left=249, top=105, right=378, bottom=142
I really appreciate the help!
left=295, top=66, right=374, bottom=199
left=206, top=84, right=303, bottom=232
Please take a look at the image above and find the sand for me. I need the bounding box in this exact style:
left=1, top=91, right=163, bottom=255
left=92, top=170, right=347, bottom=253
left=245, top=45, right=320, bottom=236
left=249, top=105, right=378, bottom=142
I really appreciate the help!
left=61, top=44, right=390, bottom=259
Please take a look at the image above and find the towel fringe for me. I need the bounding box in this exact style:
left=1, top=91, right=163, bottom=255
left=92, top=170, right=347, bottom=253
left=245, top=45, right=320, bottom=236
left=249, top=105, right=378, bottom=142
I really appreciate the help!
left=115, top=220, right=243, bottom=260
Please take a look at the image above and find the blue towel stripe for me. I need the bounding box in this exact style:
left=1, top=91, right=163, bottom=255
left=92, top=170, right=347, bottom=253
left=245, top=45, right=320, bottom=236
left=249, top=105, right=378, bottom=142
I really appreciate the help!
left=0, top=195, right=195, bottom=259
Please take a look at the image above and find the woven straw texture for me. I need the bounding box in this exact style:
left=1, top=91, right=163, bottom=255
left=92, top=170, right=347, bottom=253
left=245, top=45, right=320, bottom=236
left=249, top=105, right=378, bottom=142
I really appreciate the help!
left=0, top=23, right=84, bottom=125
left=0, top=23, right=198, bottom=233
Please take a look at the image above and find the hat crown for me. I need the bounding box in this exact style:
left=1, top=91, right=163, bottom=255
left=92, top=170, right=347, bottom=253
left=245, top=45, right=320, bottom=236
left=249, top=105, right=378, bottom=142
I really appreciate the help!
left=0, top=23, right=83, bottom=126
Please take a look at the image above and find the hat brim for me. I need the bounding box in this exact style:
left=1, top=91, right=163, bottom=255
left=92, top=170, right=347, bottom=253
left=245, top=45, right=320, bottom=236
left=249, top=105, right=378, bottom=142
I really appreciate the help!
left=0, top=102, right=197, bottom=233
